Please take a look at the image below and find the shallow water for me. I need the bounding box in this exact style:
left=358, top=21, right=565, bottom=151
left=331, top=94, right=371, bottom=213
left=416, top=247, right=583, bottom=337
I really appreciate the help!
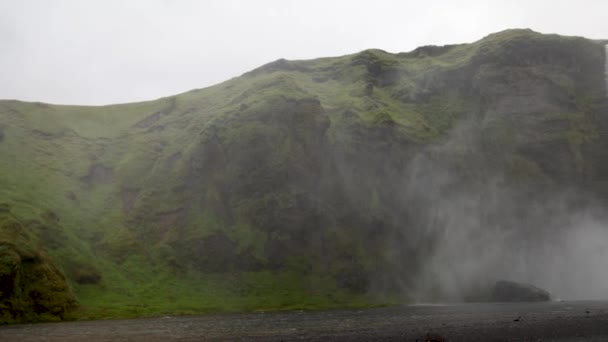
left=2, top=301, right=608, bottom=341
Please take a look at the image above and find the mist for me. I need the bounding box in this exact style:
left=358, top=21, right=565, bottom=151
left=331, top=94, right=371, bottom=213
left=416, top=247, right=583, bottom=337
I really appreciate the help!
left=400, top=117, right=608, bottom=301
left=2, top=0, right=608, bottom=105
left=605, top=44, right=608, bottom=97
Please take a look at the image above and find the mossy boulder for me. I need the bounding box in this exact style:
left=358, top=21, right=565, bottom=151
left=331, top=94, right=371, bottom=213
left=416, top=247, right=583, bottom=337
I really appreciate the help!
left=0, top=212, right=77, bottom=323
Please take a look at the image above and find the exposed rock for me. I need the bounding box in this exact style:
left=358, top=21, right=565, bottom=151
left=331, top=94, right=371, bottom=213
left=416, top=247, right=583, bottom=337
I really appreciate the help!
left=30, top=129, right=57, bottom=139
left=491, top=280, right=551, bottom=302
left=133, top=97, right=176, bottom=129
left=72, top=267, right=102, bottom=285
left=65, top=191, right=77, bottom=202
left=121, top=188, right=139, bottom=214
left=0, top=211, right=77, bottom=323
left=0, top=247, right=76, bottom=323
left=134, top=111, right=163, bottom=129
left=80, top=163, right=114, bottom=184
left=189, top=234, right=237, bottom=273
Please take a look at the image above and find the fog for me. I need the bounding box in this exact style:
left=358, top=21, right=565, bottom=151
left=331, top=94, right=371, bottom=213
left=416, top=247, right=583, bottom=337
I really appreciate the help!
left=2, top=0, right=608, bottom=105
left=402, top=118, right=608, bottom=301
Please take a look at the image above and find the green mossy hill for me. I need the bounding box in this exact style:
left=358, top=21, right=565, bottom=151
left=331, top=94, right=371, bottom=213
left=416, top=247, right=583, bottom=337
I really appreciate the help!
left=0, top=29, right=607, bottom=321
left=0, top=205, right=77, bottom=323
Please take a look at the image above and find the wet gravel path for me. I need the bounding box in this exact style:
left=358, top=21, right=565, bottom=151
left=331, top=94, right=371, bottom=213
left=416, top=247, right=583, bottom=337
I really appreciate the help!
left=2, top=301, right=608, bottom=341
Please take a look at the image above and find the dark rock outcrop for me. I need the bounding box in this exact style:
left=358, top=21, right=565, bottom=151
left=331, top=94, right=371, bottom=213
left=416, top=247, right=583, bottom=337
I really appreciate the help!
left=491, top=280, right=551, bottom=302
left=0, top=210, right=77, bottom=323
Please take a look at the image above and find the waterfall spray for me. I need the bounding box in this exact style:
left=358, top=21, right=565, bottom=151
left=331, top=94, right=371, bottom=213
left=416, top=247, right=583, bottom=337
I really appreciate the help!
left=604, top=44, right=608, bottom=97
left=605, top=45, right=608, bottom=97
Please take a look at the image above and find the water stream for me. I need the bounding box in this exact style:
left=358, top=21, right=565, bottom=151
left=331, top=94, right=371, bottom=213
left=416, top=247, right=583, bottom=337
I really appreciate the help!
left=605, top=44, right=608, bottom=97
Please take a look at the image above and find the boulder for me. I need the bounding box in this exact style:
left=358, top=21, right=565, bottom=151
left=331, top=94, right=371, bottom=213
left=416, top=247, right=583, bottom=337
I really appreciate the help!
left=0, top=211, right=78, bottom=323
left=491, top=280, right=551, bottom=302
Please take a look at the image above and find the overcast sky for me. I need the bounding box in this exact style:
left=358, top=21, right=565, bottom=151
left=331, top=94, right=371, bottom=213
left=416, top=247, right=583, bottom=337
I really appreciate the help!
left=1, top=0, right=607, bottom=105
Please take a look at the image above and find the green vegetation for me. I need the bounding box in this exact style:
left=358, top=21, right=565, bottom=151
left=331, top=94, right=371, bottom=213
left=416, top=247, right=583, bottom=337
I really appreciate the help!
left=0, top=29, right=606, bottom=322
left=0, top=207, right=77, bottom=323
left=74, top=270, right=401, bottom=320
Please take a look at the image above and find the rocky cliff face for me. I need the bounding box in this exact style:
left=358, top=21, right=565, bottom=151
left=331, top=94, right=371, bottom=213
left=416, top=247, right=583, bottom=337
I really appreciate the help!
left=0, top=29, right=607, bottom=320
left=0, top=206, right=77, bottom=323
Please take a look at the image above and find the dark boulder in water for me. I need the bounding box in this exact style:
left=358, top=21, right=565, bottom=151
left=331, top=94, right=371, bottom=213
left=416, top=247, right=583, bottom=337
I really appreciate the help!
left=491, top=280, right=551, bottom=302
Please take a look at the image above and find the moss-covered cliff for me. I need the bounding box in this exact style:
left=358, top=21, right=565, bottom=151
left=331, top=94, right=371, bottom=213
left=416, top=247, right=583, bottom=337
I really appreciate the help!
left=0, top=205, right=77, bottom=323
left=0, top=29, right=607, bottom=321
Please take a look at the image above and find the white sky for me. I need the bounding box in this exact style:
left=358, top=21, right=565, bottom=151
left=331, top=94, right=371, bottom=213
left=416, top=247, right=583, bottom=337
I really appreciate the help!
left=1, top=0, right=607, bottom=105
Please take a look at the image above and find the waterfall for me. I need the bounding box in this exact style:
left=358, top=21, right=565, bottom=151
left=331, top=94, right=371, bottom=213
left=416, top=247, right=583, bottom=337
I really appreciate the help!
left=605, top=45, right=608, bottom=97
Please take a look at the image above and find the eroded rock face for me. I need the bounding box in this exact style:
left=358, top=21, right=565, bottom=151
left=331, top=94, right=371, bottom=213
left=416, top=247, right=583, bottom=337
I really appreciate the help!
left=80, top=163, right=114, bottom=185
left=0, top=244, right=77, bottom=323
left=491, top=280, right=551, bottom=302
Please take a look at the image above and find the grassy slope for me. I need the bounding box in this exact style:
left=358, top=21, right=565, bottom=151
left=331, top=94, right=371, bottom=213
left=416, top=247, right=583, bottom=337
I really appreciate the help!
left=0, top=76, right=401, bottom=319
left=0, top=29, right=606, bottom=320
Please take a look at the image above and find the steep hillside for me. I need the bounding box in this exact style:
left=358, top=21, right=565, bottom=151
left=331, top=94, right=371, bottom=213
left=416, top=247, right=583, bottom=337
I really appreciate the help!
left=1, top=29, right=607, bottom=322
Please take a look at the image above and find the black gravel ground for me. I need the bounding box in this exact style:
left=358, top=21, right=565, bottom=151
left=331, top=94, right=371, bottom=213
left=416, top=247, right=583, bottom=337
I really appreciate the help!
left=1, top=301, right=608, bottom=341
